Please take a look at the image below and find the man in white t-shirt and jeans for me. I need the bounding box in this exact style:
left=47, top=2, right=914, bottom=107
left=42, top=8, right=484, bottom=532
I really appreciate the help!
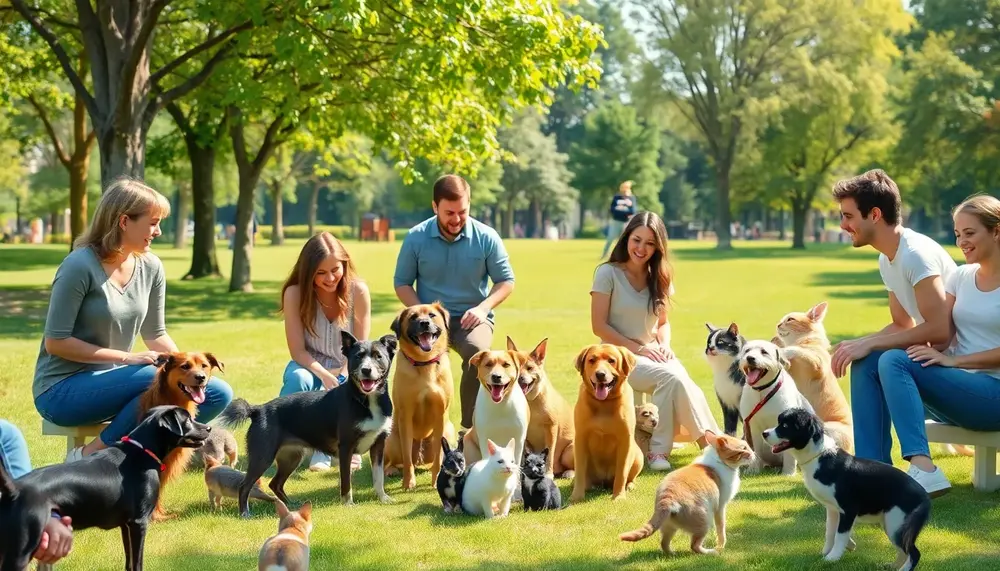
left=829, top=169, right=957, bottom=496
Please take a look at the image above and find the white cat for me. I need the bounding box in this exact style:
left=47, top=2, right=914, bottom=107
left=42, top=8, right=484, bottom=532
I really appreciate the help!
left=460, top=438, right=519, bottom=519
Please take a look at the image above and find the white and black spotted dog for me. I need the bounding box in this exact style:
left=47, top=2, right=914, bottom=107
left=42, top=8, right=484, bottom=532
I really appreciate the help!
left=763, top=408, right=931, bottom=570
left=737, top=339, right=813, bottom=475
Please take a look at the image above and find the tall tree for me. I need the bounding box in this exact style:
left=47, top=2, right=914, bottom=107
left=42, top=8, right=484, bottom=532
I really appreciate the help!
left=636, top=0, right=829, bottom=249
left=746, top=0, right=912, bottom=248
left=7, top=0, right=257, bottom=185
left=569, top=99, right=664, bottom=226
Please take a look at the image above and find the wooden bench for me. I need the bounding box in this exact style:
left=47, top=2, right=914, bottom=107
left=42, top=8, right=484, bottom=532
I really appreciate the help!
left=925, top=420, right=1000, bottom=492
left=41, top=420, right=108, bottom=454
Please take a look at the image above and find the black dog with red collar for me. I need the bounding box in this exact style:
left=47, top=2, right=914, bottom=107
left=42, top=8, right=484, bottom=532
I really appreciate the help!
left=0, top=406, right=210, bottom=571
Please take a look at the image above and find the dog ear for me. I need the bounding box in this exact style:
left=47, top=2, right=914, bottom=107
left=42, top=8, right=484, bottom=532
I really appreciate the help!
left=379, top=334, right=398, bottom=358
left=574, top=346, right=591, bottom=374
left=341, top=330, right=359, bottom=354
left=159, top=406, right=188, bottom=437
left=154, top=353, right=172, bottom=368
left=618, top=346, right=637, bottom=377
left=530, top=338, right=548, bottom=365
left=204, top=352, right=225, bottom=373
left=776, top=346, right=790, bottom=370
left=390, top=308, right=408, bottom=339
left=506, top=336, right=517, bottom=351
left=298, top=501, right=313, bottom=521
left=469, top=350, right=487, bottom=368
left=275, top=499, right=290, bottom=519
left=807, top=301, right=828, bottom=323
left=432, top=302, right=450, bottom=329
left=727, top=322, right=739, bottom=337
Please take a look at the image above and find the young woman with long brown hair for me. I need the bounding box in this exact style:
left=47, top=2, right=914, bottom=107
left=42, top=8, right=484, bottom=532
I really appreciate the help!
left=280, top=231, right=371, bottom=470
left=590, top=211, right=719, bottom=471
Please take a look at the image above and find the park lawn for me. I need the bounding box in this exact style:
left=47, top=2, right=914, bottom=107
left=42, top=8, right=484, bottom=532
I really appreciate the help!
left=1, top=238, right=998, bottom=570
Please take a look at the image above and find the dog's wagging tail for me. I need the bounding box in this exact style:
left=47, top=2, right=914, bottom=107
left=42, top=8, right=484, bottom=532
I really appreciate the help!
left=218, top=398, right=259, bottom=428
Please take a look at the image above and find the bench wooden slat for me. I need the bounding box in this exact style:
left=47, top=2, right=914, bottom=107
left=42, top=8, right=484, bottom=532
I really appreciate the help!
left=925, top=420, right=1000, bottom=493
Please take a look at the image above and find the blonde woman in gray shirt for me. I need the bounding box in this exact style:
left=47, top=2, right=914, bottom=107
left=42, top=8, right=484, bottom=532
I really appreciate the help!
left=590, top=211, right=719, bottom=471
left=33, top=177, right=233, bottom=463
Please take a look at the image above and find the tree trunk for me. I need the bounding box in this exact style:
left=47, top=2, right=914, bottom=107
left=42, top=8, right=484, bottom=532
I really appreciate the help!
left=578, top=204, right=586, bottom=237
left=504, top=199, right=515, bottom=239
left=777, top=208, right=787, bottom=241
left=15, top=196, right=22, bottom=236
left=173, top=183, right=189, bottom=249
left=531, top=198, right=542, bottom=238
left=68, top=155, right=89, bottom=249
left=270, top=181, right=284, bottom=245
left=229, top=177, right=257, bottom=292
left=307, top=180, right=320, bottom=236
left=98, top=125, right=147, bottom=187
left=185, top=145, right=221, bottom=279
left=49, top=211, right=58, bottom=239
left=791, top=198, right=809, bottom=250
left=714, top=162, right=733, bottom=250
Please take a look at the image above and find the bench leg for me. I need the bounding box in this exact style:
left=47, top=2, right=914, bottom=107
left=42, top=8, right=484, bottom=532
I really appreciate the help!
left=67, top=435, right=89, bottom=454
left=972, top=446, right=1000, bottom=492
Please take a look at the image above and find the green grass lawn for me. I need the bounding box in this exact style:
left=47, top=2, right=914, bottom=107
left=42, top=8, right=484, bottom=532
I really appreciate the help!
left=1, top=238, right=998, bottom=570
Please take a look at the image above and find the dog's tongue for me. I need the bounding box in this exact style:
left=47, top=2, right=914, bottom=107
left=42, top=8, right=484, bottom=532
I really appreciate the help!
left=361, top=379, right=377, bottom=392
left=190, top=386, right=206, bottom=404
left=489, top=384, right=505, bottom=402
left=746, top=368, right=764, bottom=385
left=418, top=333, right=434, bottom=352
left=595, top=383, right=610, bottom=401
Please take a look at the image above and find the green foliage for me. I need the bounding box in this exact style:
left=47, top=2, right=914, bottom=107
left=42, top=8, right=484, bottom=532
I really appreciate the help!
left=569, top=99, right=663, bottom=215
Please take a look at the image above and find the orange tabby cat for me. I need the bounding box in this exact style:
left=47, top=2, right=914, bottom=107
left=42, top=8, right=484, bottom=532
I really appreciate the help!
left=619, top=431, right=753, bottom=556
left=774, top=301, right=855, bottom=454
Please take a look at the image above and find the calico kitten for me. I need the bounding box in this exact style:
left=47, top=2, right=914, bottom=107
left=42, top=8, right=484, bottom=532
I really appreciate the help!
left=460, top=438, right=519, bottom=519
left=620, top=431, right=755, bottom=556
left=521, top=447, right=562, bottom=511
left=704, top=322, right=746, bottom=437
left=774, top=301, right=855, bottom=454
left=436, top=436, right=467, bottom=514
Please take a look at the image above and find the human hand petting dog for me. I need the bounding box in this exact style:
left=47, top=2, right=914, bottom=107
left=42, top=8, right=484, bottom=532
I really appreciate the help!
left=906, top=344, right=955, bottom=368
left=123, top=350, right=161, bottom=365
left=830, top=339, right=872, bottom=377
left=461, top=305, right=488, bottom=329
left=34, top=516, right=73, bottom=564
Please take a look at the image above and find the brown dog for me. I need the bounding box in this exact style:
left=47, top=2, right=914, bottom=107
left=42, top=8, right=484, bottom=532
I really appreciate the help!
left=634, top=402, right=659, bottom=459
left=384, top=302, right=455, bottom=490
left=138, top=351, right=223, bottom=521
left=506, top=336, right=575, bottom=479
left=570, top=343, right=643, bottom=503
left=257, top=500, right=312, bottom=571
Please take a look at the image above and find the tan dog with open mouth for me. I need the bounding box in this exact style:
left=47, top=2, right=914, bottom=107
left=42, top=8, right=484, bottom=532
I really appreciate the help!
left=506, top=336, right=575, bottom=479
left=384, top=302, right=455, bottom=490
left=461, top=349, right=530, bottom=474
left=738, top=339, right=814, bottom=476
left=570, top=343, right=644, bottom=502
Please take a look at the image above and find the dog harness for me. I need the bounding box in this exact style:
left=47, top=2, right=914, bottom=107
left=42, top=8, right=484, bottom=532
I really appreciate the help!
left=403, top=352, right=444, bottom=367
left=742, top=376, right=783, bottom=451
left=120, top=436, right=165, bottom=472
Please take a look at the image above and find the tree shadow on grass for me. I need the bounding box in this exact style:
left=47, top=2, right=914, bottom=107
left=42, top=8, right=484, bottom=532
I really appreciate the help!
left=0, top=286, right=50, bottom=339
left=0, top=245, right=70, bottom=271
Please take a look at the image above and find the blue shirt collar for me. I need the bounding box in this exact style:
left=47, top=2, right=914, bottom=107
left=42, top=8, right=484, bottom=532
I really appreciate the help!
left=430, top=218, right=470, bottom=241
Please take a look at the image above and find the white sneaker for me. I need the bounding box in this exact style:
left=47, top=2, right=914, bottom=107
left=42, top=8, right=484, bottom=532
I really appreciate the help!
left=647, top=453, right=672, bottom=471
left=907, top=464, right=951, bottom=497
left=65, top=446, right=84, bottom=464
left=308, top=450, right=331, bottom=472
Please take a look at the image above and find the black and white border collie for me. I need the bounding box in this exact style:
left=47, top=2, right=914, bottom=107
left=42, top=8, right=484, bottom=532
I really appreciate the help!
left=763, top=408, right=931, bottom=571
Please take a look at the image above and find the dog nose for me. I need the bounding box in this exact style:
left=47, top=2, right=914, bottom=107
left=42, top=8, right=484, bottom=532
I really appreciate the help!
left=746, top=355, right=757, bottom=365
left=595, top=370, right=607, bottom=382
left=491, top=373, right=503, bottom=383
left=651, top=419, right=657, bottom=427
left=195, top=372, right=207, bottom=381
left=361, top=366, right=372, bottom=377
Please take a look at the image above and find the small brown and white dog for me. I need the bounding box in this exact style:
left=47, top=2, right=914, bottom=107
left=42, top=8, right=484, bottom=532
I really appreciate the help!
left=461, top=349, right=530, bottom=471
left=258, top=500, right=313, bottom=571
left=204, top=455, right=276, bottom=511
left=620, top=431, right=755, bottom=556
left=738, top=340, right=814, bottom=476
left=774, top=301, right=855, bottom=454
left=506, top=336, right=575, bottom=479
left=570, top=343, right=644, bottom=502
left=634, top=403, right=659, bottom=459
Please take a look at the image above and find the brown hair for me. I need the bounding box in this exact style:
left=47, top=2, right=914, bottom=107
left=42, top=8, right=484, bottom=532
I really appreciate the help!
left=280, top=232, right=356, bottom=337
left=831, top=169, right=901, bottom=225
left=433, top=174, right=470, bottom=204
left=953, top=194, right=1000, bottom=233
left=604, top=211, right=673, bottom=315
left=75, top=176, right=171, bottom=261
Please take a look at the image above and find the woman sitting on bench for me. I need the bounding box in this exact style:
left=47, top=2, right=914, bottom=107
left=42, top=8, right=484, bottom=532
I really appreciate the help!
left=864, top=195, right=1000, bottom=497
left=31, top=177, right=233, bottom=463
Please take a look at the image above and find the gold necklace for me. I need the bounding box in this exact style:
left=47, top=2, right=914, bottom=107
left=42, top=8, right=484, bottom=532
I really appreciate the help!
left=316, top=296, right=336, bottom=309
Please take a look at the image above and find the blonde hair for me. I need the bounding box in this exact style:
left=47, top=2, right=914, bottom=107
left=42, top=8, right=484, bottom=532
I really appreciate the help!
left=75, top=177, right=171, bottom=261
left=279, top=232, right=357, bottom=337
left=953, top=194, right=1000, bottom=233
left=619, top=180, right=634, bottom=194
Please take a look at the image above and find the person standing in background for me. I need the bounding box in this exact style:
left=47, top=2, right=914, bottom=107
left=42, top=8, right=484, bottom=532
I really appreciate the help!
left=601, top=181, right=637, bottom=258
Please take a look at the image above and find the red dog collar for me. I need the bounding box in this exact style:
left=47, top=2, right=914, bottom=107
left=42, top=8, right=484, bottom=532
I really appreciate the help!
left=121, top=436, right=165, bottom=472
left=742, top=378, right=783, bottom=450
left=404, top=352, right=444, bottom=367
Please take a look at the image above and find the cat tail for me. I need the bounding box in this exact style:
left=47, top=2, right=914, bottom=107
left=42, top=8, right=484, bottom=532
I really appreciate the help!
left=619, top=501, right=677, bottom=542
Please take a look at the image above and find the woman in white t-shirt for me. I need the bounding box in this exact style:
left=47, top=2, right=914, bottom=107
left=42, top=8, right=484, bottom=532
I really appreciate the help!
left=875, top=195, right=1000, bottom=496
left=590, top=211, right=720, bottom=471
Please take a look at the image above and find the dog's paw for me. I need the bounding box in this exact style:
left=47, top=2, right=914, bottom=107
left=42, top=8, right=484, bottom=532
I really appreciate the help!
left=626, top=481, right=637, bottom=492
left=823, top=551, right=845, bottom=563
left=569, top=492, right=585, bottom=504
left=560, top=470, right=575, bottom=480
left=847, top=538, right=857, bottom=552
left=378, top=493, right=394, bottom=504
left=612, top=492, right=628, bottom=502
left=341, top=494, right=355, bottom=506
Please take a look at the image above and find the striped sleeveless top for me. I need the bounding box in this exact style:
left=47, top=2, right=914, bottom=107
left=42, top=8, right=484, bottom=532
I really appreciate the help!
left=304, top=284, right=355, bottom=371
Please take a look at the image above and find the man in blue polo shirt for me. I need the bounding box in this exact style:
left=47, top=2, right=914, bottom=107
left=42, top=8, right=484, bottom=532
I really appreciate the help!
left=393, top=174, right=516, bottom=429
